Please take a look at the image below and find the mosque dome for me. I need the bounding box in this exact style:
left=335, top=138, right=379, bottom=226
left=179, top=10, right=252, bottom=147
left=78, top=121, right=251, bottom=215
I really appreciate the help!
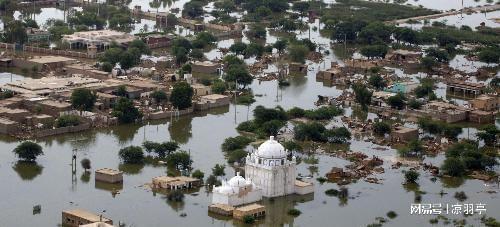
left=256, top=136, right=287, bottom=159
left=216, top=184, right=234, bottom=194
left=228, top=172, right=247, bottom=187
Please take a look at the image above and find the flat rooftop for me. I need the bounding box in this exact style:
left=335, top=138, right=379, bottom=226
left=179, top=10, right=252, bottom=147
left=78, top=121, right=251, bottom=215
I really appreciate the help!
left=393, top=126, right=418, bottom=133
left=209, top=203, right=235, bottom=212
left=0, top=117, right=16, bottom=124
left=39, top=100, right=71, bottom=108
left=28, top=56, right=76, bottom=64
left=201, top=94, right=228, bottom=100
left=2, top=76, right=104, bottom=95
left=235, top=203, right=265, bottom=212
left=295, top=180, right=313, bottom=187
left=62, top=209, right=112, bottom=223
left=96, top=168, right=122, bottom=176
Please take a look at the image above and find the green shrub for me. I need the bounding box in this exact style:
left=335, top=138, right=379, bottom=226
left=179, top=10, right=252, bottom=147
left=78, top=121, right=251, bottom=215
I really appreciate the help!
left=404, top=170, right=420, bottom=183
left=287, top=208, right=301, bottom=216
left=55, top=115, right=80, bottom=128
left=222, top=136, right=253, bottom=151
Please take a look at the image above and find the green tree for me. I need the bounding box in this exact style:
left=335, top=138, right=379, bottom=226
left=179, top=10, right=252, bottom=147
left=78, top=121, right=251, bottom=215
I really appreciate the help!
left=2, top=20, right=28, bottom=44
left=288, top=44, right=309, bottom=63
left=478, top=48, right=500, bottom=65
left=81, top=158, right=91, bottom=172
left=71, top=88, right=97, bottom=113
left=167, top=151, right=192, bottom=170
left=292, top=1, right=310, bottom=16
left=294, top=122, right=327, bottom=142
left=368, top=74, right=386, bottom=90
left=211, top=80, right=226, bottom=94
left=119, top=146, right=145, bottom=164
left=398, top=139, right=424, bottom=157
left=212, top=164, right=225, bottom=176
left=476, top=125, right=499, bottom=146
left=13, top=141, right=43, bottom=161
left=245, top=42, right=264, bottom=58
left=360, top=45, right=388, bottom=59
left=441, top=157, right=466, bottom=177
left=170, top=82, right=194, bottom=110
left=273, top=39, right=288, bottom=55
left=386, top=93, right=406, bottom=110
left=229, top=42, right=247, bottom=55
left=323, top=127, right=351, bottom=143
left=191, top=169, right=204, bottom=180
left=224, top=64, right=253, bottom=88
left=112, top=97, right=143, bottom=123
left=353, top=83, right=373, bottom=110
left=157, top=141, right=179, bottom=157
left=420, top=56, right=437, bottom=71
left=404, top=170, right=420, bottom=183
left=55, top=115, right=81, bottom=128
left=183, top=1, right=204, bottom=18
left=373, top=121, right=391, bottom=136
left=151, top=90, right=168, bottom=107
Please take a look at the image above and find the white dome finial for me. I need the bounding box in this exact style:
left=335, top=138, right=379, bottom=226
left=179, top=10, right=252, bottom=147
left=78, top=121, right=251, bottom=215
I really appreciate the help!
left=270, top=136, right=274, bottom=140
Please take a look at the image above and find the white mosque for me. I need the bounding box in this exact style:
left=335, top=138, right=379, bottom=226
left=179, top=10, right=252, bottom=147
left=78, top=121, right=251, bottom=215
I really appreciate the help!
left=212, top=136, right=313, bottom=206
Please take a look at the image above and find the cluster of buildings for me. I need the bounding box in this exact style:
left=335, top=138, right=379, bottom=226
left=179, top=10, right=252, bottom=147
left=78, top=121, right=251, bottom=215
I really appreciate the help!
left=0, top=54, right=231, bottom=137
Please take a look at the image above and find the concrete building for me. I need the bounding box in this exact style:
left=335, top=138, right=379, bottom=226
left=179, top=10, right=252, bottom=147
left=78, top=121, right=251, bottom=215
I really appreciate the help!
left=62, top=209, right=113, bottom=227
left=192, top=84, right=211, bottom=97
left=446, top=80, right=486, bottom=98
left=468, top=110, right=495, bottom=124
left=15, top=56, right=77, bottom=71
left=245, top=136, right=313, bottom=198
left=2, top=76, right=104, bottom=96
left=423, top=101, right=467, bottom=123
left=79, top=222, right=115, bottom=227
left=289, top=62, right=308, bottom=74
left=469, top=95, right=499, bottom=111
left=151, top=176, right=201, bottom=190
left=0, top=117, right=19, bottom=134
left=212, top=172, right=263, bottom=206
left=192, top=61, right=220, bottom=74
left=233, top=204, right=266, bottom=220
left=0, top=107, right=31, bottom=123
left=208, top=203, right=235, bottom=216
left=195, top=94, right=230, bottom=111
left=372, top=91, right=396, bottom=107
left=390, top=126, right=419, bottom=143
left=95, top=168, right=123, bottom=184
left=385, top=49, right=422, bottom=62
left=316, top=67, right=342, bottom=81
left=385, top=81, right=419, bottom=94
left=62, top=30, right=136, bottom=49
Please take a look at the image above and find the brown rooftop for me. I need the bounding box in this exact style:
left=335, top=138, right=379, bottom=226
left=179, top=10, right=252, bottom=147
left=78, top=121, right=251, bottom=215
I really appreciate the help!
left=235, top=203, right=265, bottom=212
left=96, top=168, right=122, bottom=176
left=62, top=209, right=112, bottom=223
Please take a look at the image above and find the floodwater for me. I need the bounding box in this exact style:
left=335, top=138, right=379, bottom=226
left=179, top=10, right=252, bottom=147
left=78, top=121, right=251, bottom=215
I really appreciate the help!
left=399, top=10, right=500, bottom=30
left=1, top=1, right=499, bottom=227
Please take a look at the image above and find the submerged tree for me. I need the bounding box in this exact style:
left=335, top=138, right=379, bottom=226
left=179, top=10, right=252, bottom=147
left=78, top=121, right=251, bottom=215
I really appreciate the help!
left=13, top=141, right=43, bottom=162
left=80, top=158, right=91, bottom=172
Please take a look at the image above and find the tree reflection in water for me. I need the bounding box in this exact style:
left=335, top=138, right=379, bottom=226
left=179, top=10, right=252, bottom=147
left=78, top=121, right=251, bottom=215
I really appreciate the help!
left=12, top=161, right=43, bottom=181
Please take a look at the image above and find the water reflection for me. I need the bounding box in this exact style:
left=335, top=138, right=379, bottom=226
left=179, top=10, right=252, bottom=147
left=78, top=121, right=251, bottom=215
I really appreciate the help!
left=169, top=116, right=193, bottom=144
left=118, top=163, right=145, bottom=175
left=80, top=172, right=91, bottom=183
left=111, top=123, right=142, bottom=145
left=12, top=161, right=43, bottom=181
left=440, top=176, right=466, bottom=188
